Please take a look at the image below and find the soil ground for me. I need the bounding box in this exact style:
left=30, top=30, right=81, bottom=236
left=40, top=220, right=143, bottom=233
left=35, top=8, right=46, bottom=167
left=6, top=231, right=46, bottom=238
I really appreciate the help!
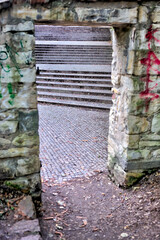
left=39, top=170, right=160, bottom=240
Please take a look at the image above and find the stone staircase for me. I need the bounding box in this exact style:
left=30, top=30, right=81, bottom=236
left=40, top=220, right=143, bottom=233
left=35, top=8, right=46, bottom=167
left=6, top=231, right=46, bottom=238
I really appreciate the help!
left=35, top=44, right=112, bottom=65
left=36, top=70, right=112, bottom=110
left=35, top=25, right=113, bottom=110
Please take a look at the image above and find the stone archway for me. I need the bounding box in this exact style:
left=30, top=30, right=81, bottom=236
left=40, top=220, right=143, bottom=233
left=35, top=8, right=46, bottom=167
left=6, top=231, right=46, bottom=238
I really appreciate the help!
left=0, top=0, right=160, bottom=195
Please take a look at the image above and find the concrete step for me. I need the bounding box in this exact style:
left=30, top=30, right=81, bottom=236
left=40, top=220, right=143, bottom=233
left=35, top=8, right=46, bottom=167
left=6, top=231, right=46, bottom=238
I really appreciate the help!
left=36, top=59, right=110, bottom=63
left=36, top=80, right=112, bottom=90
left=36, top=76, right=112, bottom=84
left=35, top=26, right=111, bottom=41
left=37, top=85, right=112, bottom=96
left=38, top=97, right=112, bottom=110
left=35, top=45, right=112, bottom=49
left=37, top=91, right=112, bottom=104
left=38, top=71, right=111, bottom=78
left=36, top=55, right=112, bottom=58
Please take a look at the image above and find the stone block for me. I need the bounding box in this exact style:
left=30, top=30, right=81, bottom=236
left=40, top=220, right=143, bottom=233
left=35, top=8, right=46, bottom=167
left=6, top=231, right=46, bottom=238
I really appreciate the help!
left=140, top=149, right=151, bottom=159
left=128, top=135, right=140, bottom=149
left=152, top=8, right=160, bottom=23
left=20, top=235, right=42, bottom=240
left=141, top=134, right=160, bottom=141
left=19, top=110, right=38, bottom=133
left=0, top=155, right=40, bottom=179
left=3, top=21, right=34, bottom=33
left=0, top=159, right=15, bottom=179
left=15, top=51, right=34, bottom=67
left=16, top=156, right=40, bottom=177
left=0, top=67, right=36, bottom=83
left=147, top=97, right=160, bottom=115
left=135, top=29, right=148, bottom=50
left=0, top=146, right=38, bottom=158
left=0, top=110, right=18, bottom=120
left=139, top=141, right=160, bottom=148
left=13, top=133, right=39, bottom=147
left=138, top=6, right=148, bottom=23
left=4, top=173, right=41, bottom=195
left=12, top=5, right=51, bottom=21
left=0, top=120, right=18, bottom=134
left=6, top=32, right=35, bottom=52
left=128, top=116, right=150, bottom=134
left=128, top=150, right=142, bottom=160
left=75, top=7, right=138, bottom=24
left=129, top=95, right=146, bottom=115
left=0, top=83, right=37, bottom=109
left=127, top=160, right=160, bottom=171
left=152, top=24, right=160, bottom=47
left=151, top=114, right=160, bottom=133
left=152, top=149, right=160, bottom=158
left=10, top=219, right=40, bottom=235
left=17, top=195, right=36, bottom=219
left=0, top=137, right=11, bottom=149
left=126, top=50, right=135, bottom=74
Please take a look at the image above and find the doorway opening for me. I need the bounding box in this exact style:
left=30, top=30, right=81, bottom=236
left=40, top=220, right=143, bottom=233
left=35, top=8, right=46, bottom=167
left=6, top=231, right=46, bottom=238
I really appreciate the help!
left=35, top=24, right=113, bottom=184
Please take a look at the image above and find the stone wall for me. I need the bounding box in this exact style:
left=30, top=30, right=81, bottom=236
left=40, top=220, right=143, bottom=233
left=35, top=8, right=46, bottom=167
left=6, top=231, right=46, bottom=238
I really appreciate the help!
left=0, top=8, right=41, bottom=195
left=1, top=1, right=160, bottom=192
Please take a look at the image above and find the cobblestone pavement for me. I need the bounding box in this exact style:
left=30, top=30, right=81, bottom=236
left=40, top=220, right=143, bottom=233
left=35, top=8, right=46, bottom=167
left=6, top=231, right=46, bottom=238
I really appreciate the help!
left=38, top=104, right=109, bottom=183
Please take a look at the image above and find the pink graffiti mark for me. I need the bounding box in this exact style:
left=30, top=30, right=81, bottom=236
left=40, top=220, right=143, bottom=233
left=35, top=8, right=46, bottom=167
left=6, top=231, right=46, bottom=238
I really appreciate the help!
left=140, top=26, right=160, bottom=111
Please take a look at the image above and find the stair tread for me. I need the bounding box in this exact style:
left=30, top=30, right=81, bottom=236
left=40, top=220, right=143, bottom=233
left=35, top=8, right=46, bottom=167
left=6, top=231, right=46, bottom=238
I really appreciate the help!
left=37, top=85, right=112, bottom=94
left=36, top=80, right=112, bottom=88
left=36, top=76, right=111, bottom=81
left=38, top=72, right=111, bottom=77
left=38, top=91, right=112, bottom=100
left=38, top=97, right=112, bottom=109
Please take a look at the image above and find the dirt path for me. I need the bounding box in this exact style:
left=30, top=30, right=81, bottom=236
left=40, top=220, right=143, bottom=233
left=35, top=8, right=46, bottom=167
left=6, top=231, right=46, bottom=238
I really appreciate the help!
left=39, top=170, right=160, bottom=240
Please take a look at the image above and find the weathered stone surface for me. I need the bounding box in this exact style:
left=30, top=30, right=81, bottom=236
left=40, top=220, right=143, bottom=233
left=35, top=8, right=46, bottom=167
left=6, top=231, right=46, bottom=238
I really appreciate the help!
left=20, top=235, right=42, bottom=240
left=0, top=110, right=18, bottom=120
left=128, top=116, right=150, bottom=134
left=17, top=196, right=36, bottom=219
left=152, top=8, right=160, bottom=23
left=16, top=156, right=40, bottom=176
left=15, top=51, right=34, bottom=67
left=141, top=134, right=160, bottom=141
left=128, top=150, right=142, bottom=160
left=127, top=161, right=160, bottom=171
left=13, top=134, right=39, bottom=147
left=0, top=137, right=11, bottom=149
left=12, top=5, right=51, bottom=21
left=8, top=32, right=35, bottom=51
left=19, top=110, right=39, bottom=133
left=140, top=149, right=151, bottom=159
left=139, top=141, right=160, bottom=148
left=3, top=21, right=34, bottom=33
left=1, top=83, right=37, bottom=109
left=0, top=121, right=18, bottom=134
left=0, top=155, right=40, bottom=179
left=0, top=146, right=38, bottom=158
left=151, top=114, right=160, bottom=133
left=0, top=159, right=15, bottom=179
left=0, top=68, right=36, bottom=83
left=138, top=6, right=148, bottom=23
left=126, top=50, right=135, bottom=75
left=128, top=135, right=139, bottom=149
left=75, top=7, right=138, bottom=24
left=5, top=173, right=41, bottom=194
left=10, top=219, right=40, bottom=235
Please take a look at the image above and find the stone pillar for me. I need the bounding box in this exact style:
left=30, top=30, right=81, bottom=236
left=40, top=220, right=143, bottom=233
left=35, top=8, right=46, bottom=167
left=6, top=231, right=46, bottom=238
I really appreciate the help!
left=108, top=10, right=160, bottom=186
left=0, top=19, right=41, bottom=196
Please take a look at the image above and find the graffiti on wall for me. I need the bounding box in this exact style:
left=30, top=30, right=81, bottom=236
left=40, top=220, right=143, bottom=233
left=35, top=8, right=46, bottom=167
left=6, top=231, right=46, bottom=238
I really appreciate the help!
left=0, top=41, right=32, bottom=105
left=140, top=25, right=160, bottom=111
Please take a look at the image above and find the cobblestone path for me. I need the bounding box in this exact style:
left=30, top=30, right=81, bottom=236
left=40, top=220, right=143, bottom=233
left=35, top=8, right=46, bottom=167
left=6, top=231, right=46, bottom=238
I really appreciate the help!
left=38, top=104, right=109, bottom=183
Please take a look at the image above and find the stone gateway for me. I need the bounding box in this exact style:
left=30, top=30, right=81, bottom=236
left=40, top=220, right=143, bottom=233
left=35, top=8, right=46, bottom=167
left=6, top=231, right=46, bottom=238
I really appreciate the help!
left=0, top=0, right=160, bottom=195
